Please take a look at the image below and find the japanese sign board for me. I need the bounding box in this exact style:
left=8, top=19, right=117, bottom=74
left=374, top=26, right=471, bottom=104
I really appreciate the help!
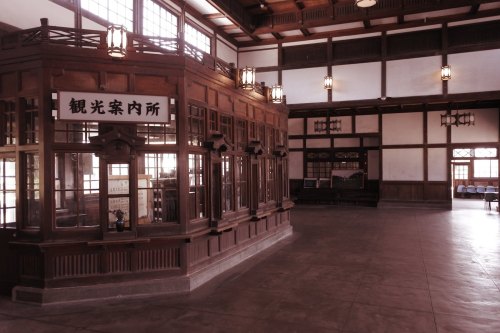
left=58, top=91, right=170, bottom=123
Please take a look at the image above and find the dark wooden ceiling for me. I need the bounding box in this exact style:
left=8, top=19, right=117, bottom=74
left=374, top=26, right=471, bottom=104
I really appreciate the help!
left=206, top=0, right=500, bottom=46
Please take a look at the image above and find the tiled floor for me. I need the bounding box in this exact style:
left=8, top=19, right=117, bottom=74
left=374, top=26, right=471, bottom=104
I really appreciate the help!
left=1, top=200, right=500, bottom=333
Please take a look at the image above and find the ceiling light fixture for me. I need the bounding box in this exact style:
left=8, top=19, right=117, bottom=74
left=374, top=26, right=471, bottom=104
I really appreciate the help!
left=355, top=0, right=377, bottom=8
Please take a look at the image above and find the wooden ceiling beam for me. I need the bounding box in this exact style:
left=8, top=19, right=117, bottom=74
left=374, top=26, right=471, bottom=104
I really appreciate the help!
left=236, top=7, right=500, bottom=47
left=271, top=32, right=284, bottom=40
left=206, top=0, right=257, bottom=37
left=300, top=27, right=311, bottom=37
left=294, top=1, right=305, bottom=10
left=470, top=4, right=481, bottom=15
left=204, top=13, right=225, bottom=20
left=250, top=0, right=497, bottom=35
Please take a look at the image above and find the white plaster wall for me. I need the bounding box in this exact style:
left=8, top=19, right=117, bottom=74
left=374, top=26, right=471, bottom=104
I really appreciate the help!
left=331, top=62, right=381, bottom=101
left=334, top=138, right=360, bottom=148
left=387, top=56, right=442, bottom=97
left=336, top=116, right=353, bottom=134
left=428, top=148, right=447, bottom=181
left=256, top=71, right=279, bottom=88
left=382, top=112, right=423, bottom=145
left=449, top=49, right=500, bottom=94
left=283, top=67, right=328, bottom=104
left=289, top=151, right=304, bottom=179
left=451, top=108, right=499, bottom=143
left=367, top=150, right=380, bottom=180
left=288, top=118, right=304, bottom=135
left=383, top=148, right=424, bottom=181
left=288, top=139, right=303, bottom=149
left=306, top=138, right=331, bottom=148
left=427, top=111, right=447, bottom=144
left=238, top=48, right=278, bottom=68
left=0, top=0, right=74, bottom=29
left=216, top=38, right=237, bottom=65
left=356, top=114, right=379, bottom=133
left=82, top=17, right=105, bottom=30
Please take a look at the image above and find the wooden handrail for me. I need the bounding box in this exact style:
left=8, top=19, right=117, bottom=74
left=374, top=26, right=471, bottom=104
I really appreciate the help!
left=0, top=21, right=266, bottom=97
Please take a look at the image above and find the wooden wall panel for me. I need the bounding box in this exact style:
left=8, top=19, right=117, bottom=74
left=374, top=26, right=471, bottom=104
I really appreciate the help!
left=188, top=81, right=207, bottom=103
left=52, top=252, right=100, bottom=278
left=208, top=88, right=217, bottom=107
left=209, top=237, right=220, bottom=256
left=0, top=231, right=17, bottom=294
left=135, top=75, right=176, bottom=95
left=255, top=108, right=264, bottom=122
left=266, top=112, right=274, bottom=125
left=188, top=239, right=210, bottom=265
left=137, top=247, right=181, bottom=271
left=220, top=230, right=236, bottom=252
left=236, top=224, right=251, bottom=243
left=218, top=92, right=232, bottom=113
left=21, top=70, right=38, bottom=92
left=106, top=73, right=128, bottom=92
left=424, top=182, right=448, bottom=201
left=53, top=70, right=99, bottom=91
left=234, top=98, right=247, bottom=115
left=0, top=72, right=17, bottom=96
left=380, top=181, right=424, bottom=201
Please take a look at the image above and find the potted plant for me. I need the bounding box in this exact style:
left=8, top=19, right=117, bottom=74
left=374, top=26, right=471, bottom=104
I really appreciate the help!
left=109, top=209, right=126, bottom=232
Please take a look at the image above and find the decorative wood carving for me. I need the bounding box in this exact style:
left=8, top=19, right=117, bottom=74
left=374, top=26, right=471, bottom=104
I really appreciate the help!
left=89, top=126, right=146, bottom=161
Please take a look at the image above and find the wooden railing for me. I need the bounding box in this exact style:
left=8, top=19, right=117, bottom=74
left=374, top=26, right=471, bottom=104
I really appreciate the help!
left=0, top=19, right=263, bottom=97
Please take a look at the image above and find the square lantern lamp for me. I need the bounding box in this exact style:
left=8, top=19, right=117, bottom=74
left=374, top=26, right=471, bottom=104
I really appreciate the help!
left=324, top=75, right=333, bottom=90
left=107, top=24, right=127, bottom=58
left=240, top=66, right=256, bottom=90
left=441, top=65, right=451, bottom=81
left=271, top=84, right=283, bottom=104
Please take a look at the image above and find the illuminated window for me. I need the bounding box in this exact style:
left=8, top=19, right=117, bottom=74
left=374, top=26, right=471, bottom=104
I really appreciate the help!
left=189, top=154, right=205, bottom=219
left=235, top=156, right=248, bottom=209
left=0, top=156, right=16, bottom=229
left=474, top=160, right=499, bottom=178
left=54, top=122, right=99, bottom=143
left=454, top=165, right=468, bottom=180
left=25, top=153, right=40, bottom=228
left=0, top=100, right=16, bottom=146
left=54, top=153, right=100, bottom=228
left=222, top=155, right=233, bottom=213
left=81, top=0, right=133, bottom=31
left=474, top=148, right=497, bottom=158
left=110, top=163, right=129, bottom=176
left=453, top=148, right=473, bottom=158
left=140, top=153, right=177, bottom=223
left=185, top=23, right=211, bottom=54
left=188, top=104, right=205, bottom=147
left=143, top=0, right=178, bottom=50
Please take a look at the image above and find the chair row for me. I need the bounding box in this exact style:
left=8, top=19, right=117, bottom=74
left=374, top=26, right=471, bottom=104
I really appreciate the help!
left=456, top=185, right=497, bottom=194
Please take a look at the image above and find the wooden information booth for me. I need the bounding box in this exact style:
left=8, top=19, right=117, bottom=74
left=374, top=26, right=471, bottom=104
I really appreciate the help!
left=0, top=20, right=293, bottom=303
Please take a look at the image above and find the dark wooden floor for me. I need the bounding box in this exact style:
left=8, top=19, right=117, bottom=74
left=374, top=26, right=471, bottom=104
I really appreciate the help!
left=1, top=201, right=500, bottom=332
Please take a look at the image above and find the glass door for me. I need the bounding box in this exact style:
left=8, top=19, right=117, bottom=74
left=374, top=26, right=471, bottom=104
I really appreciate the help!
left=107, top=163, right=130, bottom=231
